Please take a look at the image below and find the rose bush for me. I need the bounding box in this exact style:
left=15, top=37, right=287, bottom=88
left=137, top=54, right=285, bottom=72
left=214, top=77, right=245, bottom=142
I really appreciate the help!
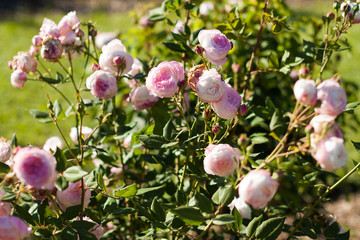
left=2, top=0, right=360, bottom=239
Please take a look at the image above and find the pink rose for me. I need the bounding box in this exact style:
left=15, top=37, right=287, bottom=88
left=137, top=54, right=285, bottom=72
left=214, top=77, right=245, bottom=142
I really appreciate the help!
left=79, top=217, right=104, bottom=240
left=211, top=83, right=241, bottom=119
left=11, top=70, right=27, bottom=88
left=70, top=126, right=93, bottom=144
left=293, top=79, right=317, bottom=106
left=228, top=197, right=251, bottom=219
left=196, top=69, right=226, bottom=102
left=13, top=147, right=57, bottom=190
left=59, top=30, right=76, bottom=45
left=0, top=216, right=31, bottom=240
left=198, top=29, right=232, bottom=66
left=146, top=61, right=184, bottom=98
left=203, top=144, right=241, bottom=177
left=312, top=136, right=348, bottom=171
left=39, top=18, right=60, bottom=39
left=238, top=170, right=278, bottom=209
left=95, top=32, right=116, bottom=49
left=29, top=46, right=39, bottom=57
left=11, top=52, right=37, bottom=73
left=315, top=79, right=347, bottom=117
left=0, top=138, right=12, bottom=163
left=56, top=181, right=91, bottom=211
left=0, top=190, right=11, bottom=217
left=32, top=35, right=42, bottom=47
left=309, top=114, right=342, bottom=140
left=41, top=37, right=63, bottom=62
left=99, top=39, right=134, bottom=75
left=43, top=136, right=64, bottom=153
left=58, top=11, right=80, bottom=36
left=199, top=1, right=214, bottom=16
left=86, top=70, right=118, bottom=99
left=129, top=86, right=159, bottom=111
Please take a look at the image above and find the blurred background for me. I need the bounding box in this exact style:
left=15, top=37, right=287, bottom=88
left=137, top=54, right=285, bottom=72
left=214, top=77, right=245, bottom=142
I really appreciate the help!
left=1, top=0, right=360, bottom=236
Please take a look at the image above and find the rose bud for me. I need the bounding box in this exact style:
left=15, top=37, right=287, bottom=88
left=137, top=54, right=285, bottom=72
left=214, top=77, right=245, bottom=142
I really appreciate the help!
left=58, top=11, right=80, bottom=36
left=43, top=136, right=64, bottom=153
left=298, top=67, right=309, bottom=77
left=0, top=138, right=12, bottom=163
left=129, top=86, right=159, bottom=111
left=196, top=69, right=226, bottom=103
left=212, top=125, right=221, bottom=134
left=11, top=70, right=27, bottom=88
left=199, top=1, right=214, bottom=16
left=11, top=51, right=38, bottom=73
left=293, top=79, right=317, bottom=106
left=203, top=144, right=241, bottom=177
left=75, top=28, right=84, bottom=37
left=8, top=60, right=13, bottom=69
left=39, top=18, right=60, bottom=39
left=315, top=78, right=347, bottom=117
left=228, top=197, right=252, bottom=219
left=41, top=37, right=63, bottom=62
left=32, top=35, right=42, bottom=46
left=95, top=32, right=116, bottom=49
left=327, top=12, right=335, bottom=20
left=232, top=63, right=240, bottom=73
left=289, top=69, right=299, bottom=81
left=86, top=70, right=118, bottom=99
left=99, top=39, right=133, bottom=75
left=312, top=136, right=347, bottom=171
left=238, top=170, right=278, bottom=209
left=198, top=29, right=232, bottom=66
left=13, top=147, right=58, bottom=189
left=70, top=126, right=93, bottom=144
left=29, top=46, right=39, bottom=57
left=0, top=190, right=11, bottom=217
left=146, top=61, right=184, bottom=98
left=56, top=181, right=91, bottom=211
left=240, top=104, right=247, bottom=115
left=211, top=84, right=241, bottom=119
left=194, top=45, right=204, bottom=55
left=0, top=216, right=31, bottom=240
left=187, top=64, right=206, bottom=91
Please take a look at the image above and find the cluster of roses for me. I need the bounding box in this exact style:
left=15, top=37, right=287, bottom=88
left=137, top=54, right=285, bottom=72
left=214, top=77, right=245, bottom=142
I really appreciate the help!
left=293, top=77, right=348, bottom=171
left=8, top=11, right=83, bottom=88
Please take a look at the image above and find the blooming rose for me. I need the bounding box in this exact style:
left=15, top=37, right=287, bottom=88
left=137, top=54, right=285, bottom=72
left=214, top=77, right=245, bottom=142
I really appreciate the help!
left=199, top=1, right=214, bottom=16
left=293, top=79, right=317, bottom=106
left=315, top=79, right=347, bottom=117
left=0, top=216, right=31, bottom=240
left=196, top=69, right=226, bottom=102
left=59, top=30, right=76, bottom=45
left=203, top=144, right=241, bottom=176
left=146, top=61, right=184, bottom=98
left=11, top=70, right=27, bottom=88
left=312, top=136, right=348, bottom=171
left=99, top=39, right=134, bottom=75
left=86, top=70, right=118, bottom=99
left=56, top=181, right=91, bottom=211
left=129, top=86, right=159, bottom=110
left=228, top=197, right=252, bottom=219
left=13, top=147, right=57, bottom=189
left=211, top=84, right=241, bottom=119
left=58, top=11, right=80, bottom=36
left=0, top=138, right=11, bottom=163
left=11, top=52, right=37, bottom=73
left=41, top=37, right=63, bottom=62
left=70, top=126, right=93, bottom=144
left=238, top=170, right=278, bottom=209
left=39, top=18, right=60, bottom=39
left=309, top=115, right=342, bottom=139
left=198, top=29, right=232, bottom=66
left=95, top=32, right=117, bottom=49
left=43, top=136, right=64, bottom=153
left=0, top=190, right=11, bottom=217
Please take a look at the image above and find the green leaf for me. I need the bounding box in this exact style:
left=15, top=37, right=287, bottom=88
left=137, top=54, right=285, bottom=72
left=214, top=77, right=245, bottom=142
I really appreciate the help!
left=303, top=172, right=317, bottom=182
left=170, top=206, right=203, bottom=225
left=151, top=100, right=171, bottom=134
left=211, top=186, right=235, bottom=206
left=103, top=197, right=117, bottom=212
left=62, top=205, right=82, bottom=220
left=352, top=140, right=360, bottom=152
left=63, top=166, right=88, bottom=182
left=13, top=203, right=37, bottom=226
left=54, top=100, right=62, bottom=117
left=213, top=214, right=235, bottom=225
left=113, top=184, right=137, bottom=197
left=255, top=216, right=286, bottom=239
left=163, top=42, right=187, bottom=53
left=136, top=185, right=165, bottom=195
left=137, top=135, right=168, bottom=148
left=55, top=175, right=69, bottom=191
left=250, top=132, right=269, bottom=144
left=40, top=76, right=62, bottom=84
left=61, top=227, right=78, bottom=240
left=97, top=171, right=106, bottom=192
left=0, top=162, right=10, bottom=173
left=151, top=199, right=166, bottom=222
left=194, top=192, right=214, bottom=213
left=233, top=207, right=243, bottom=231
left=112, top=207, right=136, bottom=215
left=345, top=102, right=360, bottom=113
left=148, top=14, right=166, bottom=22
left=34, top=228, right=53, bottom=238
left=163, top=119, right=175, bottom=140
left=28, top=109, right=49, bottom=119
left=324, top=222, right=340, bottom=238
left=54, top=148, right=67, bottom=172
left=246, top=214, right=263, bottom=238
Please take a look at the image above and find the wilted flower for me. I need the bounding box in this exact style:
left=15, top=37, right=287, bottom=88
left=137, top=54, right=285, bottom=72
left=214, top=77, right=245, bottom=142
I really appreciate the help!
left=41, top=37, right=63, bottom=62
left=11, top=51, right=38, bottom=73
left=187, top=64, right=206, bottom=91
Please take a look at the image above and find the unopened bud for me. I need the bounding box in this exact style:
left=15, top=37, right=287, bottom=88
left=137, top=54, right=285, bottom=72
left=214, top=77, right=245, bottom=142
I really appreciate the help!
left=238, top=134, right=248, bottom=146
left=232, top=63, right=240, bottom=73
left=305, top=124, right=314, bottom=134
left=333, top=1, right=340, bottom=10
left=212, top=125, right=221, bottom=134
left=75, top=28, right=84, bottom=37
left=8, top=60, right=13, bottom=69
left=178, top=80, right=186, bottom=88
left=32, top=35, right=42, bottom=47
left=327, top=12, right=335, bottom=20
left=299, top=67, right=309, bottom=78
left=194, top=45, right=204, bottom=55
left=113, top=56, right=124, bottom=66
left=240, top=104, right=247, bottom=116
left=90, top=29, right=97, bottom=37
left=230, top=41, right=233, bottom=50
left=41, top=37, right=63, bottom=62
left=205, top=109, right=210, bottom=118
left=91, top=63, right=99, bottom=71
